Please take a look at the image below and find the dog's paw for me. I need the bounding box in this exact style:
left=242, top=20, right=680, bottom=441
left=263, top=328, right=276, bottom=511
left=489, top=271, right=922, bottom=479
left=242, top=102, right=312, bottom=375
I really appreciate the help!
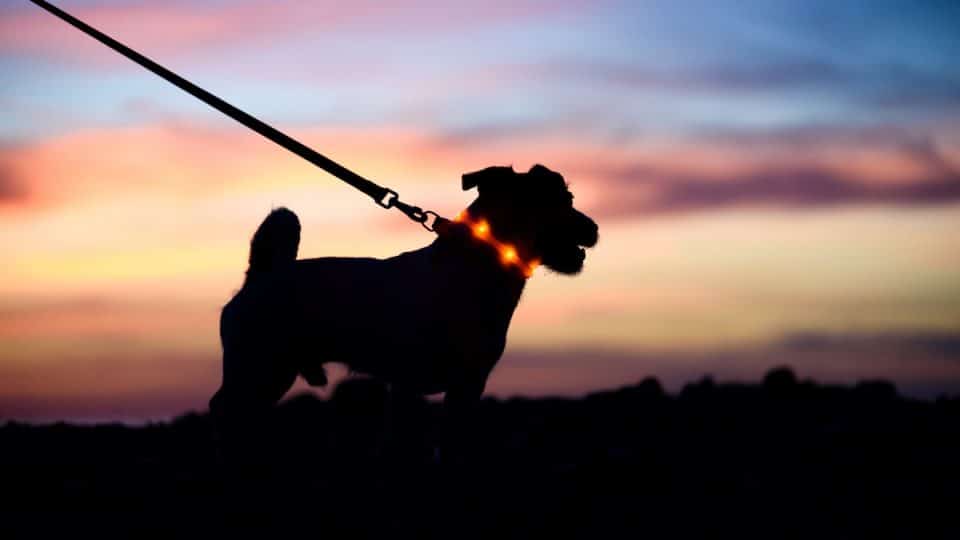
left=300, top=365, right=328, bottom=387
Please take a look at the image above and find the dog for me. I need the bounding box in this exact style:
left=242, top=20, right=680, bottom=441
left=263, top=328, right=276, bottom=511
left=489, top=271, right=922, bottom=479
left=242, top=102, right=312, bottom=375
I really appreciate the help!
left=209, top=164, right=598, bottom=456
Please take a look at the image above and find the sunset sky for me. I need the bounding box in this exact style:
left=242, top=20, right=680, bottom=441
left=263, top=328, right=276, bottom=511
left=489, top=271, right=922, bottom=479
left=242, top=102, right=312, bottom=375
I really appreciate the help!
left=2, top=0, right=959, bottom=422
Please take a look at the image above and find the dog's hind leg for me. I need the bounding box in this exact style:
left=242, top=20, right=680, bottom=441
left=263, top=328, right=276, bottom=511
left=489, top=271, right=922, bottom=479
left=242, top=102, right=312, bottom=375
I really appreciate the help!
left=383, top=384, right=432, bottom=462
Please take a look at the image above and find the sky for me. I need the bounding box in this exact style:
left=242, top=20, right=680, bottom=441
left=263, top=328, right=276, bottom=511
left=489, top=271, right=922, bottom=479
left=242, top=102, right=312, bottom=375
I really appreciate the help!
left=2, top=0, right=959, bottom=422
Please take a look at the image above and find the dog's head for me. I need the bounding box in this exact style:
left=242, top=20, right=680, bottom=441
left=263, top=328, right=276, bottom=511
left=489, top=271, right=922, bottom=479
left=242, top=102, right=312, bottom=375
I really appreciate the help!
left=460, top=164, right=598, bottom=275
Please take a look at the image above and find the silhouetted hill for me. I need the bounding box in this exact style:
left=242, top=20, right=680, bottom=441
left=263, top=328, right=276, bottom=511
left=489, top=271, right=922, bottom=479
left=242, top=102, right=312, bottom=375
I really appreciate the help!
left=2, top=367, right=958, bottom=538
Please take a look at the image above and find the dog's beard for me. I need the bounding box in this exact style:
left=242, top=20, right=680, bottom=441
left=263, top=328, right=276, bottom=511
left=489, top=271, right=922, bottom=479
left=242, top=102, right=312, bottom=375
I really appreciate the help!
left=541, top=243, right=586, bottom=275
left=536, top=209, right=596, bottom=275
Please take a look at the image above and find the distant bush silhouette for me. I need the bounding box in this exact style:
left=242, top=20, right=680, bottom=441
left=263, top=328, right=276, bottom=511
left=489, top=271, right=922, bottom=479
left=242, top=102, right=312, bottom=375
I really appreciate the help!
left=763, top=365, right=798, bottom=391
left=2, top=367, right=958, bottom=538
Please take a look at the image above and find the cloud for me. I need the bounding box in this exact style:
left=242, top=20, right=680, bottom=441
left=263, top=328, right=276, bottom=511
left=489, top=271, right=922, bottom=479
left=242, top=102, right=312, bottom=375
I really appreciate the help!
left=0, top=162, right=26, bottom=203
left=422, top=120, right=960, bottom=219
left=491, top=331, right=960, bottom=400
left=0, top=121, right=469, bottom=212
left=3, top=114, right=959, bottom=222
left=599, top=166, right=960, bottom=218
left=1, top=1, right=284, bottom=65
left=690, top=123, right=942, bottom=149
left=0, top=0, right=594, bottom=66
left=3, top=329, right=956, bottom=422
left=587, top=132, right=960, bottom=218
left=522, top=60, right=960, bottom=111
left=779, top=332, right=960, bottom=358
left=529, top=59, right=847, bottom=92
left=0, top=369, right=217, bottom=424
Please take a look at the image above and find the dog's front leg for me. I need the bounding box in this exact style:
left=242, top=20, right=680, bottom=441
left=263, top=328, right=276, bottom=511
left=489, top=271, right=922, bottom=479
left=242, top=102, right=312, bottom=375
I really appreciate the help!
left=439, top=363, right=491, bottom=465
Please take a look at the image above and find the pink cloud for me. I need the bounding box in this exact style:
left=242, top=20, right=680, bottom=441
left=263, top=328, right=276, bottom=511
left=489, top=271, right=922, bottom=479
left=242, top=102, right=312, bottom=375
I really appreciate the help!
left=0, top=120, right=616, bottom=213
left=1, top=0, right=594, bottom=67
left=3, top=117, right=958, bottom=221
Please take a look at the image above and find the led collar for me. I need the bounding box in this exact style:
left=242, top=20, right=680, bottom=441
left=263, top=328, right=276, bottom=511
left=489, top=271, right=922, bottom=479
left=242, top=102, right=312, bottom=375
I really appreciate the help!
left=453, top=210, right=540, bottom=278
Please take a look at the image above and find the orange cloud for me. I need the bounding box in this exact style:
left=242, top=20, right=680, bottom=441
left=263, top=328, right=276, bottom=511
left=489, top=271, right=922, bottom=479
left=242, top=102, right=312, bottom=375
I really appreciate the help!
left=5, top=119, right=960, bottom=225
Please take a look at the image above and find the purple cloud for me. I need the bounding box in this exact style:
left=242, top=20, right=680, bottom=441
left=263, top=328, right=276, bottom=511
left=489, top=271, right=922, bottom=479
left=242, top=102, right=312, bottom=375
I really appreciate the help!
left=591, top=135, right=960, bottom=217
left=522, top=60, right=960, bottom=111
left=611, top=167, right=959, bottom=217
left=492, top=331, right=960, bottom=401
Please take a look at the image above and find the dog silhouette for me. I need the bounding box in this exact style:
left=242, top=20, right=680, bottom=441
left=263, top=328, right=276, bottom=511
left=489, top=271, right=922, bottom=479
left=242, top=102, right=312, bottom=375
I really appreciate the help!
left=210, top=164, right=598, bottom=457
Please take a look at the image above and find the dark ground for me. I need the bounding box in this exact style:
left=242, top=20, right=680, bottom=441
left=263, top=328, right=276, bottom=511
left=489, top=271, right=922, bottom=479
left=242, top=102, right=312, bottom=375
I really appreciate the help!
left=2, top=367, right=958, bottom=539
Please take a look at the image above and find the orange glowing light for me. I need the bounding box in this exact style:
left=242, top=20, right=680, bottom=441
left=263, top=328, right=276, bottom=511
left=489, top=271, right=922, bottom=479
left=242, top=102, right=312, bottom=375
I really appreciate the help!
left=473, top=220, right=489, bottom=238
left=453, top=210, right=537, bottom=278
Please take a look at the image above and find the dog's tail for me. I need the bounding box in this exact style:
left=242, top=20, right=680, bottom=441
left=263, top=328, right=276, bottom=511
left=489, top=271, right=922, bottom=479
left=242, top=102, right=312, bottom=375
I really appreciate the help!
left=246, top=207, right=300, bottom=281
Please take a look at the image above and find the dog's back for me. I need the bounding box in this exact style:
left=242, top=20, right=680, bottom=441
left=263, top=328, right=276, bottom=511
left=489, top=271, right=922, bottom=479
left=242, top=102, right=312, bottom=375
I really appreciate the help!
left=211, top=207, right=442, bottom=419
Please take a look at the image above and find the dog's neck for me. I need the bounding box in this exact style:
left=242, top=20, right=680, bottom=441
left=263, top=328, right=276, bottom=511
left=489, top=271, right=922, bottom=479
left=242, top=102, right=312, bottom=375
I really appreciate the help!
left=430, top=224, right=529, bottom=297
left=446, top=210, right=538, bottom=273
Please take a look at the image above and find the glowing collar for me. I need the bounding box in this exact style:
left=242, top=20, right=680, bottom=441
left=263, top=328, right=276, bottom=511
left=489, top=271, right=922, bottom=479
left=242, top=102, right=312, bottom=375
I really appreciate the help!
left=451, top=210, right=540, bottom=278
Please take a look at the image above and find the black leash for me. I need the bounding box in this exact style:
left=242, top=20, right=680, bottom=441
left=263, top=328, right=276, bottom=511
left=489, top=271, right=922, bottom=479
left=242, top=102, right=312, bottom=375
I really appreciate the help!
left=29, top=0, right=444, bottom=232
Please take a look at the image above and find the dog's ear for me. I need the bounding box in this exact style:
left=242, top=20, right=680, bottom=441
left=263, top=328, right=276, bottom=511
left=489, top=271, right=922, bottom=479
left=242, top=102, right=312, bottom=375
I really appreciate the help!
left=462, top=165, right=514, bottom=191
left=527, top=163, right=565, bottom=184
left=528, top=164, right=556, bottom=177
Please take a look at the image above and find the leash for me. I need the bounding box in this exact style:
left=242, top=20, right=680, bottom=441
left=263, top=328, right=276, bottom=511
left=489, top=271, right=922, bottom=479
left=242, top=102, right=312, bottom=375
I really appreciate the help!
left=30, top=0, right=542, bottom=277
left=28, top=0, right=445, bottom=233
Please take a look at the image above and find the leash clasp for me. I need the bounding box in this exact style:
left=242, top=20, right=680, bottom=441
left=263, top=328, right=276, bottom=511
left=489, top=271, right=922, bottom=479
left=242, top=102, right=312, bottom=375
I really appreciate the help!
left=389, top=198, right=442, bottom=234
left=374, top=186, right=445, bottom=234
left=421, top=210, right=440, bottom=232
left=376, top=188, right=398, bottom=209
